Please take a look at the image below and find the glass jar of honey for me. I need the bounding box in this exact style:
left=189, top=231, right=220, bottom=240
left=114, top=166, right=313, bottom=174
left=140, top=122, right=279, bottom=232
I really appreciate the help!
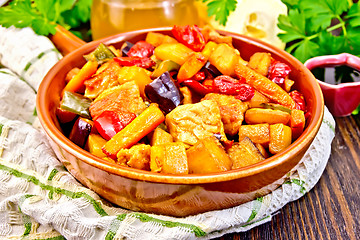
left=91, top=0, right=205, bottom=40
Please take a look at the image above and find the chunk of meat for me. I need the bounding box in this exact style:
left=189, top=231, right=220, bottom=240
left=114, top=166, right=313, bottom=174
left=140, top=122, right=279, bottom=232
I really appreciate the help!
left=202, top=93, right=248, bottom=135
left=165, top=100, right=227, bottom=146
left=90, top=81, right=147, bottom=119
left=117, top=144, right=151, bottom=170
left=84, top=60, right=121, bottom=99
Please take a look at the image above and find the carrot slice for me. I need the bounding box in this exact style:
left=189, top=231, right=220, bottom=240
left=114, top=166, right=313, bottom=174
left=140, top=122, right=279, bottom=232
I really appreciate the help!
left=62, top=60, right=98, bottom=95
left=102, top=104, right=165, bottom=159
left=235, top=63, right=296, bottom=109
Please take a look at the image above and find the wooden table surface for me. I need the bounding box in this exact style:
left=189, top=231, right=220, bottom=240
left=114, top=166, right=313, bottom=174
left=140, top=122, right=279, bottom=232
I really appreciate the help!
left=219, top=115, right=360, bottom=239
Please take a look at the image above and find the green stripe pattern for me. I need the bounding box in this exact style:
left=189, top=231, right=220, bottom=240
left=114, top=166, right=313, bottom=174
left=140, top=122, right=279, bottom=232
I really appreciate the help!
left=23, top=49, right=60, bottom=73
left=246, top=197, right=263, bottom=223
left=0, top=163, right=206, bottom=238
left=284, top=179, right=306, bottom=194
left=323, top=118, right=335, bottom=133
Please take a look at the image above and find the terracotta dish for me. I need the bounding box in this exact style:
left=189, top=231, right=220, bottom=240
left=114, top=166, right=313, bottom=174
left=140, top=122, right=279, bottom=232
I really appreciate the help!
left=37, top=28, right=324, bottom=217
left=304, top=53, right=360, bottom=117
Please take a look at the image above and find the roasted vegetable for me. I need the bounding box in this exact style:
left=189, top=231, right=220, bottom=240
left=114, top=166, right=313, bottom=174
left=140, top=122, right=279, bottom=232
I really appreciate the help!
left=150, top=127, right=174, bottom=146
left=145, top=72, right=182, bottom=114
left=247, top=52, right=272, bottom=76
left=290, top=109, right=306, bottom=140
left=181, top=79, right=214, bottom=95
left=284, top=79, right=294, bottom=92
left=102, top=104, right=165, bottom=159
left=212, top=75, right=255, bottom=101
left=204, top=61, right=221, bottom=77
left=247, top=91, right=270, bottom=108
left=267, top=60, right=291, bottom=85
left=209, top=43, right=240, bottom=76
left=69, top=118, right=94, bottom=148
left=121, top=41, right=134, bottom=56
left=260, top=103, right=292, bottom=114
left=56, top=107, right=77, bottom=124
left=117, top=66, right=152, bottom=97
left=239, top=123, right=270, bottom=145
left=94, top=110, right=136, bottom=141
left=62, top=60, right=98, bottom=95
left=114, top=56, right=155, bottom=69
left=60, top=91, right=92, bottom=119
left=177, top=52, right=208, bottom=81
left=289, top=90, right=306, bottom=111
left=201, top=41, right=218, bottom=59
left=244, top=108, right=291, bottom=125
left=86, top=133, right=107, bottom=158
left=227, top=137, right=265, bottom=169
left=127, top=40, right=155, bottom=58
left=171, top=25, right=206, bottom=52
left=154, top=43, right=193, bottom=65
left=186, top=136, right=232, bottom=174
left=150, top=142, right=188, bottom=174
left=235, top=62, right=296, bottom=109
left=269, top=123, right=292, bottom=154
left=145, top=32, right=177, bottom=47
left=84, top=43, right=116, bottom=63
left=151, top=60, right=180, bottom=78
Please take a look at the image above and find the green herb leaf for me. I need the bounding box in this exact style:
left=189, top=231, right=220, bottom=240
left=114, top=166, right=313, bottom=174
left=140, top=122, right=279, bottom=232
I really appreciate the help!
left=346, top=2, right=360, bottom=27
left=61, top=0, right=92, bottom=28
left=278, top=0, right=359, bottom=63
left=317, top=32, right=349, bottom=56
left=293, top=39, right=320, bottom=63
left=0, top=0, right=92, bottom=37
left=202, top=0, right=237, bottom=26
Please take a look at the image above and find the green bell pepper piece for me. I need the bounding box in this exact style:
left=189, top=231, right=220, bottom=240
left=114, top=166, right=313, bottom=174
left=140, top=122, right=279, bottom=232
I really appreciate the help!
left=151, top=60, right=180, bottom=78
left=60, top=91, right=92, bottom=119
left=84, top=43, right=116, bottom=64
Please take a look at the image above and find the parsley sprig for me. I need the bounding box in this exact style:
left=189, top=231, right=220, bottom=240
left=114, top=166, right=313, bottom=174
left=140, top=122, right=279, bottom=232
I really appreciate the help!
left=0, top=0, right=237, bottom=37
left=278, top=0, right=360, bottom=63
left=202, top=0, right=238, bottom=26
left=0, top=0, right=92, bottom=37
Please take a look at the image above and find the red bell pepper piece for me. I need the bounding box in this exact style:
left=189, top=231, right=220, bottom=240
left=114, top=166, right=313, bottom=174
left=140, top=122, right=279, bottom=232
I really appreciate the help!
left=127, top=41, right=155, bottom=58
left=289, top=90, right=306, bottom=111
left=234, top=84, right=255, bottom=101
left=172, top=25, right=206, bottom=52
left=212, top=75, right=254, bottom=101
left=114, top=56, right=155, bottom=69
left=267, top=61, right=291, bottom=85
left=181, top=79, right=215, bottom=95
left=193, top=71, right=206, bottom=81
left=94, top=111, right=136, bottom=141
left=177, top=71, right=206, bottom=84
left=213, top=75, right=242, bottom=95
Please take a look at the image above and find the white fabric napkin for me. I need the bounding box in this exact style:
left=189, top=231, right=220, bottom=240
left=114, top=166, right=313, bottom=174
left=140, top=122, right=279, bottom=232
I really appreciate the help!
left=0, top=26, right=336, bottom=240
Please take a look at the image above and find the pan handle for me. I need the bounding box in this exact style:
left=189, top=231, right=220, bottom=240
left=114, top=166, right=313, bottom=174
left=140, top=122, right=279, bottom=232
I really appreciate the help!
left=50, top=25, right=86, bottom=56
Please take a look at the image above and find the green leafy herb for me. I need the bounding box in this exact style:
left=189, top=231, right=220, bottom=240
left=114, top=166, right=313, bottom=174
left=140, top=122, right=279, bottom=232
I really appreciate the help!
left=277, top=0, right=360, bottom=63
left=278, top=0, right=360, bottom=115
left=0, top=0, right=92, bottom=37
left=202, top=0, right=237, bottom=26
